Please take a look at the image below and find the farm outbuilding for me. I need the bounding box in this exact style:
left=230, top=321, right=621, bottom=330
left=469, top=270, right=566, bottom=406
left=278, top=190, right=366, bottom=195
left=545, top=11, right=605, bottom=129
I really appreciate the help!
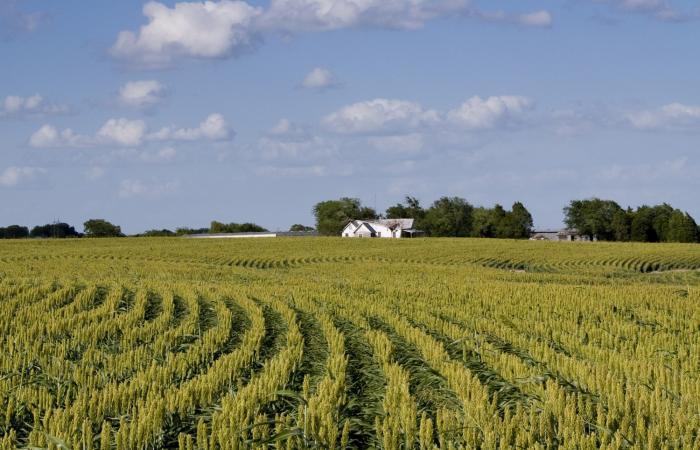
left=342, top=219, right=421, bottom=238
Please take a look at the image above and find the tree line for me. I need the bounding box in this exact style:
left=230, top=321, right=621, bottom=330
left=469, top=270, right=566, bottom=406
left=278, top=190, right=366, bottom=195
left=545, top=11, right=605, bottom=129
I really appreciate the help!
left=564, top=199, right=699, bottom=243
left=0, top=220, right=123, bottom=239
left=313, top=196, right=534, bottom=238
left=2, top=198, right=698, bottom=243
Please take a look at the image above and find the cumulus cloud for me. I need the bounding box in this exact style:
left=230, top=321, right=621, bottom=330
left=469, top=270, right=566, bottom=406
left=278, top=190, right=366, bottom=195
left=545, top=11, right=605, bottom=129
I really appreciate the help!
left=1, top=94, right=68, bottom=117
left=29, top=114, right=231, bottom=148
left=446, top=96, right=532, bottom=130
left=111, top=1, right=263, bottom=68
left=119, top=80, right=168, bottom=109
left=301, top=67, right=340, bottom=90
left=118, top=179, right=179, bottom=199
left=112, top=1, right=553, bottom=67
left=259, top=0, right=471, bottom=32
left=322, top=99, right=440, bottom=135
left=322, top=95, right=532, bottom=135
left=98, top=119, right=147, bottom=146
left=148, top=113, right=230, bottom=141
left=29, top=125, right=88, bottom=148
left=626, top=103, right=700, bottom=130
left=0, top=166, right=46, bottom=187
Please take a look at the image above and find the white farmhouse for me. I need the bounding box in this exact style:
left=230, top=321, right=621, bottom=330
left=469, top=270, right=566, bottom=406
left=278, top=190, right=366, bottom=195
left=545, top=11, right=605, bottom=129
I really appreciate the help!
left=342, top=219, right=420, bottom=238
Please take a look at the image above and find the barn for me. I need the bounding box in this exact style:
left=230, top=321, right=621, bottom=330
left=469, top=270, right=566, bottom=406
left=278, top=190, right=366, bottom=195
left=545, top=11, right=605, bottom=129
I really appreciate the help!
left=341, top=219, right=420, bottom=238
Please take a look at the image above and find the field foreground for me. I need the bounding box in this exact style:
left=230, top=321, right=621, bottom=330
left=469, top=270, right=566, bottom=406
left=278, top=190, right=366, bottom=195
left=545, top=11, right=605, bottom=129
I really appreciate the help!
left=1, top=238, right=699, bottom=449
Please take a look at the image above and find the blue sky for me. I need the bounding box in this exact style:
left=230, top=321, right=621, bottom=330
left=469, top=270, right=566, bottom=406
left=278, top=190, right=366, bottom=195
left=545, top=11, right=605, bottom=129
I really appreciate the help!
left=1, top=0, right=699, bottom=233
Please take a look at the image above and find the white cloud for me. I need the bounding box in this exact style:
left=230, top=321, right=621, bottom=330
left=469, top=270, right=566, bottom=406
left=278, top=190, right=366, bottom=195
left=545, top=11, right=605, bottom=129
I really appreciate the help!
left=111, top=1, right=263, bottom=68
left=29, top=125, right=88, bottom=148
left=0, top=166, right=46, bottom=187
left=149, top=113, right=230, bottom=141
left=517, top=10, right=552, bottom=27
left=119, top=80, right=168, bottom=109
left=301, top=67, right=339, bottom=90
left=118, top=179, right=179, bottom=199
left=97, top=118, right=147, bottom=146
left=112, top=1, right=554, bottom=67
left=446, top=95, right=532, bottom=129
left=1, top=94, right=67, bottom=117
left=322, top=99, right=440, bottom=135
left=29, top=114, right=231, bottom=148
left=260, top=0, right=471, bottom=32
left=626, top=103, right=700, bottom=130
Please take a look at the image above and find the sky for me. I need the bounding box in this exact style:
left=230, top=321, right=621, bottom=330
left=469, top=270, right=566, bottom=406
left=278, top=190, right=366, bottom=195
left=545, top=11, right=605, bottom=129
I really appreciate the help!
left=1, top=0, right=699, bottom=234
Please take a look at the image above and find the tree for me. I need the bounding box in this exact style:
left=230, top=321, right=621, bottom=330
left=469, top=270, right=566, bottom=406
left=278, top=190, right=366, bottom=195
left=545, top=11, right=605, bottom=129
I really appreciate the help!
left=630, top=206, right=657, bottom=242
left=84, top=219, right=123, bottom=238
left=422, top=197, right=473, bottom=237
left=386, top=196, right=426, bottom=231
left=470, top=207, right=496, bottom=238
left=140, top=229, right=176, bottom=237
left=289, top=224, right=315, bottom=232
left=175, top=227, right=209, bottom=235
left=29, top=223, right=80, bottom=238
left=666, top=210, right=699, bottom=243
left=500, top=202, right=534, bottom=239
left=210, top=221, right=268, bottom=233
left=611, top=208, right=633, bottom=242
left=0, top=225, right=29, bottom=239
left=313, top=198, right=377, bottom=236
left=564, top=198, right=623, bottom=241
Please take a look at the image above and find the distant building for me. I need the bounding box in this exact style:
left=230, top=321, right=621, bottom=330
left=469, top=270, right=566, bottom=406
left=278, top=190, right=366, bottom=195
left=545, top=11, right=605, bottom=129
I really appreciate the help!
left=184, top=231, right=318, bottom=239
left=530, top=228, right=591, bottom=242
left=342, top=219, right=422, bottom=238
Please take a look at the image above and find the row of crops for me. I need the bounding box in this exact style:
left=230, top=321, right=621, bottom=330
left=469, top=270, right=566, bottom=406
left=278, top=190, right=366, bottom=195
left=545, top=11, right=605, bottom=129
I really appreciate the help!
left=0, top=237, right=699, bottom=449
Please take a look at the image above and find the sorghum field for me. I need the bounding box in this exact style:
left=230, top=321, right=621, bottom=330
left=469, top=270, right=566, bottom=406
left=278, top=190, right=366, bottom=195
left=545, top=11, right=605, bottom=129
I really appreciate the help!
left=1, top=238, right=699, bottom=449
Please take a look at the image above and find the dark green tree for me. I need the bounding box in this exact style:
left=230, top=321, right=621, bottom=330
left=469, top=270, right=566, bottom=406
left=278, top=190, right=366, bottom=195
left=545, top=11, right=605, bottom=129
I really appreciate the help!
left=564, top=198, right=623, bottom=241
left=500, top=202, right=534, bottom=239
left=289, top=224, right=315, bottom=232
left=313, top=198, right=377, bottom=236
left=630, top=206, right=657, bottom=242
left=84, top=219, right=123, bottom=238
left=611, top=208, right=633, bottom=242
left=30, top=223, right=80, bottom=238
left=666, top=210, right=699, bottom=243
left=385, top=196, right=426, bottom=229
left=140, top=229, right=176, bottom=237
left=210, top=221, right=268, bottom=233
left=0, top=225, right=29, bottom=239
left=470, top=207, right=497, bottom=238
left=422, top=197, right=473, bottom=237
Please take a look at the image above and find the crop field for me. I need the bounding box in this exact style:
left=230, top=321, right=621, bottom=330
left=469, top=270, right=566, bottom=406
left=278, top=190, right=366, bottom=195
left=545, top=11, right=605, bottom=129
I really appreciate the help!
left=0, top=238, right=699, bottom=449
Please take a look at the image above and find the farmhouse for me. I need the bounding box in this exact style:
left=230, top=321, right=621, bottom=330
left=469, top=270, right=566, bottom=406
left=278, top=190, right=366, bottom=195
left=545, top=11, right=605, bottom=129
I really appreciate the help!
left=342, top=219, right=421, bottom=238
left=529, top=228, right=591, bottom=242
